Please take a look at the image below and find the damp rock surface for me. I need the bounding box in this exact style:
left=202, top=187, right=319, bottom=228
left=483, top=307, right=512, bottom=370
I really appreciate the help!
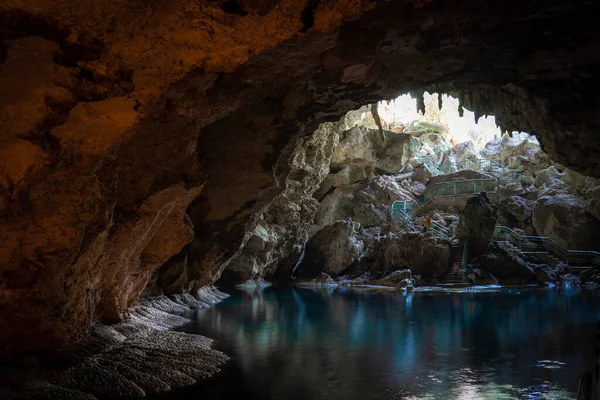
left=0, top=291, right=229, bottom=399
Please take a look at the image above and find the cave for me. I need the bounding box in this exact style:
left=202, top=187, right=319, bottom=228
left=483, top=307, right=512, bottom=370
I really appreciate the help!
left=2, top=0, right=600, bottom=398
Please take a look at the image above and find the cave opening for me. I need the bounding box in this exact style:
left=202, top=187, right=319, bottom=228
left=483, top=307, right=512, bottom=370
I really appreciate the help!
left=2, top=0, right=600, bottom=398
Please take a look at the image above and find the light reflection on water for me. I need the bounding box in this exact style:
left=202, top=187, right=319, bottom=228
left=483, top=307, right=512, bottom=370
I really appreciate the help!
left=173, top=287, right=599, bottom=400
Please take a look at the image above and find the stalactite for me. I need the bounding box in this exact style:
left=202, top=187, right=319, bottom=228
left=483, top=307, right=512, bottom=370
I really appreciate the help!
left=412, top=90, right=426, bottom=115
left=438, top=92, right=443, bottom=111
left=371, top=103, right=386, bottom=142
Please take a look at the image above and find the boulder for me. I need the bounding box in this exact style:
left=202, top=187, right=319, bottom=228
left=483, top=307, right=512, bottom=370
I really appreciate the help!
left=409, top=181, right=427, bottom=196
left=396, top=278, right=414, bottom=291
left=413, top=164, right=433, bottom=184
left=533, top=192, right=600, bottom=251
left=481, top=133, right=552, bottom=177
left=466, top=266, right=498, bottom=285
left=521, top=175, right=535, bottom=186
left=418, top=133, right=452, bottom=155
left=330, top=126, right=421, bottom=174
left=472, top=244, right=536, bottom=284
left=534, top=165, right=588, bottom=195
left=456, top=193, right=499, bottom=257
left=295, top=220, right=364, bottom=278
left=368, top=269, right=414, bottom=287
left=427, top=169, right=493, bottom=186
left=381, top=269, right=413, bottom=283
left=383, top=234, right=451, bottom=277
left=534, top=166, right=572, bottom=192
left=315, top=176, right=414, bottom=228
left=502, top=195, right=533, bottom=221
left=439, top=141, right=480, bottom=173
left=315, top=165, right=368, bottom=200
left=347, top=231, right=451, bottom=280
left=532, top=264, right=558, bottom=283
left=585, top=185, right=600, bottom=221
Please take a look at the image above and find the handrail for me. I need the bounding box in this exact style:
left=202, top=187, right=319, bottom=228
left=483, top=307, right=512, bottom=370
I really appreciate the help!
left=416, top=154, right=522, bottom=186
left=391, top=199, right=419, bottom=213
left=391, top=200, right=415, bottom=228
left=493, top=225, right=600, bottom=268
left=420, top=178, right=498, bottom=204
left=431, top=220, right=449, bottom=240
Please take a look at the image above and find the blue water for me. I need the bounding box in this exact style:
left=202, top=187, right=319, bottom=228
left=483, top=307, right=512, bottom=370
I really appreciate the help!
left=171, top=287, right=600, bottom=400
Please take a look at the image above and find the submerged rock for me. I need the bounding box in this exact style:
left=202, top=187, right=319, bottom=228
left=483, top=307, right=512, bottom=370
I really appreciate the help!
left=296, top=273, right=338, bottom=287
left=560, top=274, right=582, bottom=288
left=367, top=269, right=414, bottom=287
left=584, top=281, right=600, bottom=290
left=396, top=278, right=414, bottom=291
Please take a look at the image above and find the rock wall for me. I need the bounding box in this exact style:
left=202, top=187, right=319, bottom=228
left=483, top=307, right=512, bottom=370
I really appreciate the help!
left=2, top=0, right=600, bottom=353
left=457, top=193, right=499, bottom=257
left=210, top=114, right=356, bottom=283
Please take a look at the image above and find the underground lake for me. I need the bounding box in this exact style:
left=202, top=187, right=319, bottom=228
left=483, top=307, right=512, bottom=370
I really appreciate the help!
left=155, top=286, right=600, bottom=400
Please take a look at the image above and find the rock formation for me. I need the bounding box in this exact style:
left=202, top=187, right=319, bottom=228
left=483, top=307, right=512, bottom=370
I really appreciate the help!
left=456, top=193, right=499, bottom=257
left=533, top=191, right=600, bottom=251
left=330, top=126, right=421, bottom=174
left=315, top=175, right=414, bottom=228
left=471, top=243, right=536, bottom=285
left=296, top=220, right=364, bottom=278
left=2, top=0, right=600, bottom=356
left=0, top=289, right=229, bottom=399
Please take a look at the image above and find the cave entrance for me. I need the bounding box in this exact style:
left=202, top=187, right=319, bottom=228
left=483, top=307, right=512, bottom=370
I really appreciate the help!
left=269, top=91, right=600, bottom=287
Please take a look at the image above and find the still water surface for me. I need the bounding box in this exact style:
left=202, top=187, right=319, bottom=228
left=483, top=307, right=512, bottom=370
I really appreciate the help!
left=170, top=287, right=599, bottom=400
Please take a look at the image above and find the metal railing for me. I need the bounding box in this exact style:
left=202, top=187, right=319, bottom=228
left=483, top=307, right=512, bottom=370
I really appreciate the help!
left=391, top=201, right=415, bottom=228
left=392, top=200, right=452, bottom=239
left=431, top=220, right=450, bottom=240
left=416, top=155, right=479, bottom=176
left=416, top=155, right=522, bottom=186
left=391, top=199, right=419, bottom=214
left=419, top=178, right=498, bottom=204
left=493, top=225, right=600, bottom=269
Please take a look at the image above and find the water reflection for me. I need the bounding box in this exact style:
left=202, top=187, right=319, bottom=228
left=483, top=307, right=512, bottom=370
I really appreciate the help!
left=178, top=287, right=599, bottom=400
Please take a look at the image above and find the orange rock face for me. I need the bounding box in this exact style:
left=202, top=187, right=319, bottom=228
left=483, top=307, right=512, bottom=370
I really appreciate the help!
left=0, top=35, right=207, bottom=353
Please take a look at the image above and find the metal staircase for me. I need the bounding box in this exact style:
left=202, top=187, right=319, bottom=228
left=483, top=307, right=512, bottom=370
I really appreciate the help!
left=388, top=152, right=600, bottom=282
left=493, top=225, right=600, bottom=271
left=390, top=205, right=414, bottom=228
left=447, top=241, right=467, bottom=283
